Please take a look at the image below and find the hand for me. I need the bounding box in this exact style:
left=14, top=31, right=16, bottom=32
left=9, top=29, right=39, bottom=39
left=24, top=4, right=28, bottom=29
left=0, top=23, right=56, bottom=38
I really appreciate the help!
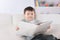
left=46, top=25, right=51, bottom=32
left=48, top=25, right=50, bottom=29
left=16, top=26, right=20, bottom=31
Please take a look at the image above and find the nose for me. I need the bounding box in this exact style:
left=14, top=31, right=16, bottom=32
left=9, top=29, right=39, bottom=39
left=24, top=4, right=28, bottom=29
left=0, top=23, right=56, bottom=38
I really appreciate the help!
left=29, top=14, right=33, bottom=16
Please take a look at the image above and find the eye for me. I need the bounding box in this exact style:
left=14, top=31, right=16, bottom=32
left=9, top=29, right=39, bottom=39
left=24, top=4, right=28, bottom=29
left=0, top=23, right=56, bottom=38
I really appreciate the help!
left=27, top=13, right=30, bottom=15
left=31, top=13, right=33, bottom=15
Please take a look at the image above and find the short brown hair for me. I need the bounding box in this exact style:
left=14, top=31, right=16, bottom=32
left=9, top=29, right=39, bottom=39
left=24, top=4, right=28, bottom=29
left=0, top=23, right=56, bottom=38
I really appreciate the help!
left=24, top=6, right=35, bottom=14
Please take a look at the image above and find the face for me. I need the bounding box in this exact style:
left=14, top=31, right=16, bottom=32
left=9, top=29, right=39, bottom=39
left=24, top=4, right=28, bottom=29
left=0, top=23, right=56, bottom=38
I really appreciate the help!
left=24, top=11, right=36, bottom=21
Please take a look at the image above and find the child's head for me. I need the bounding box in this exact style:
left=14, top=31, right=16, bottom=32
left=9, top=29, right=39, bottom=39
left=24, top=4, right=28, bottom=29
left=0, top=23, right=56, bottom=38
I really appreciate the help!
left=24, top=6, right=36, bottom=21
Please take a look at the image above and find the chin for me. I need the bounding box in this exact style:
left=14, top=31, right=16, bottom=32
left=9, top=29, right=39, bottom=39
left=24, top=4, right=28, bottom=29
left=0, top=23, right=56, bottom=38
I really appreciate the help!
left=28, top=19, right=33, bottom=21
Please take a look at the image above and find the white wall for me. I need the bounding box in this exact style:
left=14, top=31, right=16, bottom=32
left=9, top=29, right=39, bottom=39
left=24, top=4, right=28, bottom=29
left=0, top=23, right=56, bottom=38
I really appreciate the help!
left=0, top=0, right=60, bottom=14
left=0, top=14, right=12, bottom=26
left=0, top=0, right=34, bottom=14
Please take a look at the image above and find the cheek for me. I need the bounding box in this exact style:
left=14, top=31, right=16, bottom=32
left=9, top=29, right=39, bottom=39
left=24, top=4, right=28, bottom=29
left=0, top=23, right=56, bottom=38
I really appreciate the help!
left=33, top=15, right=36, bottom=18
left=24, top=15, right=29, bottom=19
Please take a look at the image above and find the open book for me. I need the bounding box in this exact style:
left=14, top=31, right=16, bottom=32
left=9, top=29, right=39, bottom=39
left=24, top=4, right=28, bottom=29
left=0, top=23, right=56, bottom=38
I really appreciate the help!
left=16, top=21, right=52, bottom=36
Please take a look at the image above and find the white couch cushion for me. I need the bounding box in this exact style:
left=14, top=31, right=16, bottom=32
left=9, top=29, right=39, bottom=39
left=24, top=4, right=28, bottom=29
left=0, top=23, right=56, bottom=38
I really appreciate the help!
left=0, top=14, right=12, bottom=26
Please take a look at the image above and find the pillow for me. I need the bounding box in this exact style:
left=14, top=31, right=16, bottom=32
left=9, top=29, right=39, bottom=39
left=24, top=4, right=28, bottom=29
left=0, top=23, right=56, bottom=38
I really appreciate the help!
left=34, top=21, right=52, bottom=35
left=16, top=21, right=52, bottom=36
left=16, top=21, right=37, bottom=36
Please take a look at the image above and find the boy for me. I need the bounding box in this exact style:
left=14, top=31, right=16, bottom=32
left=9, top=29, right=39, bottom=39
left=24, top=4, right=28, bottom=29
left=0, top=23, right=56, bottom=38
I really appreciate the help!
left=16, top=6, right=43, bottom=31
left=16, top=6, right=51, bottom=40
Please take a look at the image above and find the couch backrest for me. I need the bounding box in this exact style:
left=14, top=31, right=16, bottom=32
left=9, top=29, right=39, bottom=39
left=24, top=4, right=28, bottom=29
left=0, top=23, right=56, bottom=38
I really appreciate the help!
left=0, top=14, right=12, bottom=27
